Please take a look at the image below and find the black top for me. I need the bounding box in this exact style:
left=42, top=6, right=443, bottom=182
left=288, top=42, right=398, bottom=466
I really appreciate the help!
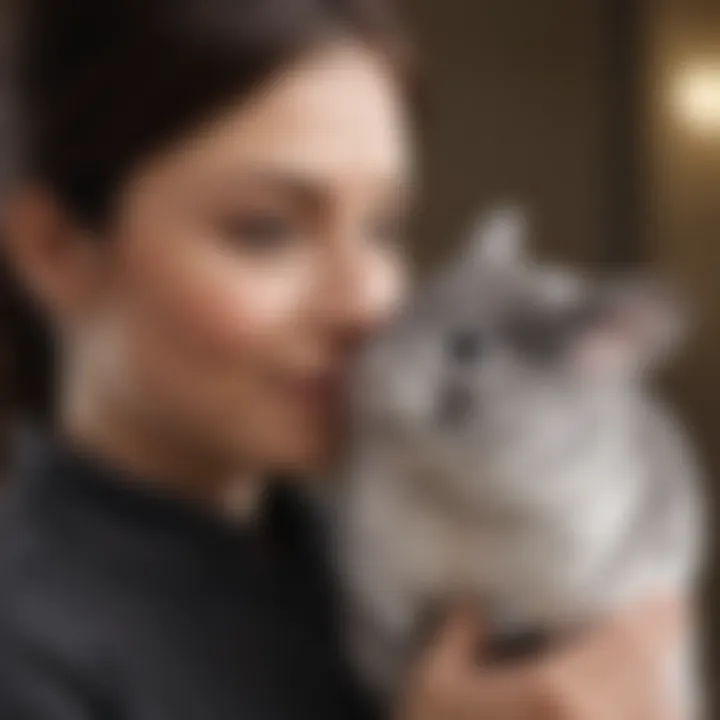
left=0, top=431, right=378, bottom=720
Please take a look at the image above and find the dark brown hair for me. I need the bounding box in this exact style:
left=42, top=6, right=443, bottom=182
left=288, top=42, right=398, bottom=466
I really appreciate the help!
left=1, top=0, right=410, bottom=431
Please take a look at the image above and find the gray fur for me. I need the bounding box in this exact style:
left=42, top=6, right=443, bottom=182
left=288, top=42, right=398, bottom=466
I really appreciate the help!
left=338, top=209, right=705, bottom=707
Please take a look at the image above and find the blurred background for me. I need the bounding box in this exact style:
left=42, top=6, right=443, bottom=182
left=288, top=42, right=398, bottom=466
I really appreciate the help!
left=401, top=0, right=719, bottom=704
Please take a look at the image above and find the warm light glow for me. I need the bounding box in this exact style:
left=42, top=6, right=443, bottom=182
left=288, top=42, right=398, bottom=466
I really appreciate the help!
left=673, top=64, right=720, bottom=133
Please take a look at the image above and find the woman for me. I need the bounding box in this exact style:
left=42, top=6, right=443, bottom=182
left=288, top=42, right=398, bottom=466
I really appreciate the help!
left=0, top=0, right=684, bottom=718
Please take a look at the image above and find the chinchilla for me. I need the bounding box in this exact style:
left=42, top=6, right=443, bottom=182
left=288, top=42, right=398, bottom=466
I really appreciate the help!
left=338, top=207, right=705, bottom=712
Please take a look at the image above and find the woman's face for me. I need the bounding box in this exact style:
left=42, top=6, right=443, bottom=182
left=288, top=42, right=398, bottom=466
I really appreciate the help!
left=66, top=42, right=412, bottom=474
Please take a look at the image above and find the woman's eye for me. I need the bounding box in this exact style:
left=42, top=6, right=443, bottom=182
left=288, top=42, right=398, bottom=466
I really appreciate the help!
left=221, top=214, right=294, bottom=251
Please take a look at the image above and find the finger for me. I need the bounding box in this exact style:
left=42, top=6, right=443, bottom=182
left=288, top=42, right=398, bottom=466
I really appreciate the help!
left=624, top=595, right=683, bottom=629
left=460, top=663, right=557, bottom=720
left=429, top=603, right=484, bottom=669
left=573, top=596, right=683, bottom=666
left=401, top=606, right=487, bottom=720
left=616, top=596, right=685, bottom=661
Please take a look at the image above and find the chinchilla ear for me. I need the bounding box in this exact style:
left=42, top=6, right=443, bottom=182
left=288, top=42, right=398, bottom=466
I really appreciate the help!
left=466, top=205, right=528, bottom=271
left=570, top=274, right=689, bottom=377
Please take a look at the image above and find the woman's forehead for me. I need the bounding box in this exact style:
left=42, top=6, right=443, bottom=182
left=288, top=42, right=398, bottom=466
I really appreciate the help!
left=141, top=44, right=412, bottom=189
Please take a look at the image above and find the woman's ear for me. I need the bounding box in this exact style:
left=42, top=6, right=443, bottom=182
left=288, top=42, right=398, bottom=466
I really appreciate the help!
left=2, top=187, right=102, bottom=325
left=570, top=275, right=689, bottom=378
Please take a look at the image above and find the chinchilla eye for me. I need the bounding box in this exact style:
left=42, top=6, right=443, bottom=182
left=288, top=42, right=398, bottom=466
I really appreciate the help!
left=448, top=331, right=483, bottom=363
left=503, top=302, right=602, bottom=362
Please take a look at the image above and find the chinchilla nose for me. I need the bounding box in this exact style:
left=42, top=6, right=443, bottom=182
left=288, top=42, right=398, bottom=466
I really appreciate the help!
left=438, top=383, right=473, bottom=426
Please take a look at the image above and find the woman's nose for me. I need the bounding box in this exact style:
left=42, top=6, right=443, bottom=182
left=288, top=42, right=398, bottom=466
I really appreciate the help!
left=319, top=244, right=406, bottom=339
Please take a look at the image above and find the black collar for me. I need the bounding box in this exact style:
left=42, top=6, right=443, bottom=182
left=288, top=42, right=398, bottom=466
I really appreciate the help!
left=6, top=427, right=322, bottom=584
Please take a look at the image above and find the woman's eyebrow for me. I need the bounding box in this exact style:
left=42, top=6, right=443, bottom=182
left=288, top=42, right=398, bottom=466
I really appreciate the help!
left=215, top=169, right=328, bottom=209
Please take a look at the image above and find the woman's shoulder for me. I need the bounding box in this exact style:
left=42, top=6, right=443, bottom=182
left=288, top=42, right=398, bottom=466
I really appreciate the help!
left=0, top=520, right=112, bottom=720
left=0, top=560, right=110, bottom=719
left=0, top=438, right=117, bottom=684
left=0, top=491, right=109, bottom=665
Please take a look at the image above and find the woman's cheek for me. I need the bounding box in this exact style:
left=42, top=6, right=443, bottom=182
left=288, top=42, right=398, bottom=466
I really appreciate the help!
left=127, top=232, right=313, bottom=359
left=186, top=254, right=315, bottom=355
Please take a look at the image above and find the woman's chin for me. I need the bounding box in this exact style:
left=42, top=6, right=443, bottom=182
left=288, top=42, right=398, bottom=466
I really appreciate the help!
left=264, top=422, right=348, bottom=477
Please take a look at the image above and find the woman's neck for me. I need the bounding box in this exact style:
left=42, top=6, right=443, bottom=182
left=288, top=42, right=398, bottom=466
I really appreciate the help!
left=59, top=388, right=265, bottom=523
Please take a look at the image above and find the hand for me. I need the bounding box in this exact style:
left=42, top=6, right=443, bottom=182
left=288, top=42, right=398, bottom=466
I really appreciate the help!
left=396, top=598, right=685, bottom=720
